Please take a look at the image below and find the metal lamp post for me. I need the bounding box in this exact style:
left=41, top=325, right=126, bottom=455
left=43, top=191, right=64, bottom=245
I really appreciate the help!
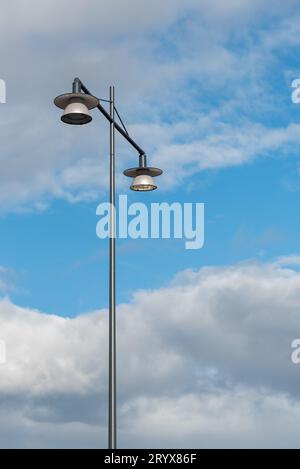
left=54, top=78, right=162, bottom=449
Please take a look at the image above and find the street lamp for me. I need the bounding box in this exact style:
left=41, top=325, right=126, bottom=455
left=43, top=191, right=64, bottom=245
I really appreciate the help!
left=123, top=154, right=162, bottom=191
left=54, top=78, right=162, bottom=449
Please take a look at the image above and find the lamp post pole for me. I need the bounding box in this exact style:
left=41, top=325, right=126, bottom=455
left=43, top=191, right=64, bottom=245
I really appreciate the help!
left=109, top=86, right=117, bottom=449
left=54, top=79, right=162, bottom=450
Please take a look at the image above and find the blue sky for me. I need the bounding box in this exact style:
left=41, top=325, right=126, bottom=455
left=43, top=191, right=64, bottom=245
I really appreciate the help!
left=2, top=0, right=300, bottom=448
left=2, top=153, right=300, bottom=316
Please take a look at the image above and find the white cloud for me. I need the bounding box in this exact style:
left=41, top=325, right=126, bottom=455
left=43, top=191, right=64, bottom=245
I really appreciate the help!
left=0, top=257, right=300, bottom=447
left=122, top=390, right=300, bottom=449
left=149, top=122, right=300, bottom=189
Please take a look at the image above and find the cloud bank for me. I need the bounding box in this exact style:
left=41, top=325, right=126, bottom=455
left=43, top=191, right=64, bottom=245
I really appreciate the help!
left=0, top=257, right=300, bottom=447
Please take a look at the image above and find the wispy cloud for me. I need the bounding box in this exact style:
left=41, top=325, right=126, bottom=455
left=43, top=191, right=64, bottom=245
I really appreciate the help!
left=0, top=1, right=298, bottom=210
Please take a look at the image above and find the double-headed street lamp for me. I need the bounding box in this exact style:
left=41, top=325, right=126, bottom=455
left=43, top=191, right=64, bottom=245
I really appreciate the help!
left=54, top=78, right=162, bottom=449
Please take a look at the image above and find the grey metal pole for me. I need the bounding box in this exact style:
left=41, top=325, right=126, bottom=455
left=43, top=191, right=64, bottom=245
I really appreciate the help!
left=108, top=86, right=117, bottom=449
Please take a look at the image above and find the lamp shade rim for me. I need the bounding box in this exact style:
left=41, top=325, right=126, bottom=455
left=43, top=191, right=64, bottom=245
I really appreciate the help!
left=54, top=92, right=98, bottom=110
left=123, top=166, right=163, bottom=178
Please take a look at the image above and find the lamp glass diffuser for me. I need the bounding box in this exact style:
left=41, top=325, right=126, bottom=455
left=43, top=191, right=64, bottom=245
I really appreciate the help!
left=62, top=99, right=92, bottom=125
left=130, top=174, right=157, bottom=191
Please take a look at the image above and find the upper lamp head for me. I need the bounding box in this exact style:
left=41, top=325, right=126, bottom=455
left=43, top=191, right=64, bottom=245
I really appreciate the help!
left=54, top=93, right=98, bottom=125
left=123, top=166, right=163, bottom=192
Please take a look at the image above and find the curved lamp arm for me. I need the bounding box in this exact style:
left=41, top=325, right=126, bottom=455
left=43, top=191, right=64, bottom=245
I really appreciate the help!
left=73, top=77, right=146, bottom=156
